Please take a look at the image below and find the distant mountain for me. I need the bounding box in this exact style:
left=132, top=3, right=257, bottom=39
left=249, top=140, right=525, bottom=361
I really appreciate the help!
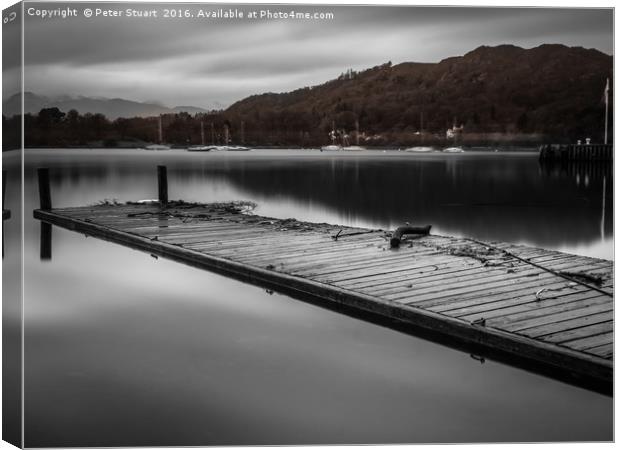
left=5, top=44, right=613, bottom=147
left=2, top=92, right=211, bottom=120
left=225, top=44, right=613, bottom=141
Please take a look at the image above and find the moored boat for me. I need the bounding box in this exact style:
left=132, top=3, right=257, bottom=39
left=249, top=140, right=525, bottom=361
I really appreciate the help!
left=144, top=144, right=171, bottom=150
left=187, top=145, right=215, bottom=152
left=320, top=145, right=342, bottom=151
left=405, top=146, right=434, bottom=153
left=442, top=146, right=465, bottom=153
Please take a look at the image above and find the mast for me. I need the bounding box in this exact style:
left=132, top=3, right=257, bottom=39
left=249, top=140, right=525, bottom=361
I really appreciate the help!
left=210, top=122, right=215, bottom=144
left=224, top=124, right=230, bottom=144
left=200, top=121, right=205, bottom=146
left=158, top=115, right=163, bottom=144
left=601, top=175, right=606, bottom=239
left=355, top=119, right=360, bottom=146
left=604, top=77, right=609, bottom=145
left=420, top=111, right=424, bottom=143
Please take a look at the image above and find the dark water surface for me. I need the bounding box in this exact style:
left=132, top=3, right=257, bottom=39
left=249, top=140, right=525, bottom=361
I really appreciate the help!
left=10, top=149, right=613, bottom=445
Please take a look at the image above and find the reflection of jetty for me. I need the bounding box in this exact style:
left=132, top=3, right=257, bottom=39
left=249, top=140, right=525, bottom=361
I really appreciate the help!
left=2, top=171, right=9, bottom=221
left=539, top=144, right=612, bottom=161
left=539, top=158, right=612, bottom=184
left=34, top=166, right=613, bottom=393
left=2, top=171, right=10, bottom=259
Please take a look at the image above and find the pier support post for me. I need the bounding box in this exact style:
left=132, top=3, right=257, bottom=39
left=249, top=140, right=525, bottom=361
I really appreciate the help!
left=40, top=222, right=52, bottom=261
left=157, top=165, right=168, bottom=207
left=37, top=168, right=51, bottom=210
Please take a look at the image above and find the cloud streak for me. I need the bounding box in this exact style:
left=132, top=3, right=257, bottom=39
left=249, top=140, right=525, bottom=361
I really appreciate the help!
left=21, top=3, right=613, bottom=109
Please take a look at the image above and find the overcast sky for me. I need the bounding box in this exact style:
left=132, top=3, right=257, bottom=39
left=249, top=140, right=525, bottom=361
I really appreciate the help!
left=12, top=3, right=614, bottom=109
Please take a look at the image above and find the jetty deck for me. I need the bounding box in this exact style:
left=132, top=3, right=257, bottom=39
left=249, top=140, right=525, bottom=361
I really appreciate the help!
left=34, top=199, right=613, bottom=389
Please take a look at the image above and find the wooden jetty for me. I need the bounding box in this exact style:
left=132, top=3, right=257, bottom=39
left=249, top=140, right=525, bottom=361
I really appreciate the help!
left=33, top=167, right=614, bottom=391
left=539, top=143, right=613, bottom=161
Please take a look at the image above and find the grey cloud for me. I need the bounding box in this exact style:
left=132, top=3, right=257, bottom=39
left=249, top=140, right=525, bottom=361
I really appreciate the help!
left=19, top=3, right=613, bottom=108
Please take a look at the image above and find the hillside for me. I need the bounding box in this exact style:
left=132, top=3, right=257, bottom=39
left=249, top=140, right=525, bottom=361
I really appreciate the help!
left=225, top=44, right=613, bottom=144
left=2, top=92, right=210, bottom=120
left=5, top=44, right=613, bottom=149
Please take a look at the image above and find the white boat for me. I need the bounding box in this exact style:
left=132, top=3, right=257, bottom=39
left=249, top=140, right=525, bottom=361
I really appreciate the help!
left=321, top=119, right=364, bottom=151
left=187, top=145, right=214, bottom=152
left=405, top=146, right=434, bottom=153
left=144, top=144, right=171, bottom=150
left=320, top=145, right=342, bottom=151
left=442, top=146, right=465, bottom=153
left=207, top=145, right=251, bottom=152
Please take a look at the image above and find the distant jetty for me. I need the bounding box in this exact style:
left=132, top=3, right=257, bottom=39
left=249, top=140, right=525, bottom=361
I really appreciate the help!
left=539, top=144, right=612, bottom=161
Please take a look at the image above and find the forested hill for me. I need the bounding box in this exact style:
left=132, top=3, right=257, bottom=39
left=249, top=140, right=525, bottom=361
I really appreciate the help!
left=225, top=44, right=613, bottom=143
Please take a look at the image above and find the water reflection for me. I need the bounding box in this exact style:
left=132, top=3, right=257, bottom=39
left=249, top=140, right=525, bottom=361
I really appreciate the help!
left=17, top=149, right=614, bottom=446
left=24, top=149, right=613, bottom=259
left=3, top=154, right=23, bottom=446
left=538, top=159, right=612, bottom=250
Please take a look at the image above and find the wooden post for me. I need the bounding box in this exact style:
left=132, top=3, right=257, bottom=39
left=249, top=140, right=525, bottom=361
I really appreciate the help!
left=157, top=166, right=168, bottom=207
left=40, top=222, right=52, bottom=261
left=37, top=168, right=51, bottom=210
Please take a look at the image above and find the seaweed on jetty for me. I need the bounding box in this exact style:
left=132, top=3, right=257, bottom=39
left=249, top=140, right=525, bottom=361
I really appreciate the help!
left=428, top=241, right=517, bottom=269
left=93, top=198, right=122, bottom=206
left=559, top=270, right=604, bottom=286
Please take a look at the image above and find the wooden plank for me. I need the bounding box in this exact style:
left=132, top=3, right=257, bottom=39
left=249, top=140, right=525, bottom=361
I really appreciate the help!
left=157, top=226, right=273, bottom=244
left=440, top=287, right=601, bottom=319
left=387, top=271, right=561, bottom=304
left=428, top=259, right=612, bottom=315
left=481, top=297, right=612, bottom=328
left=334, top=259, right=491, bottom=292
left=337, top=258, right=483, bottom=289
left=229, top=233, right=385, bottom=262
left=234, top=237, right=387, bottom=266
left=186, top=234, right=330, bottom=254
left=317, top=255, right=473, bottom=284
left=540, top=321, right=613, bottom=344
left=408, top=260, right=612, bottom=310
left=509, top=310, right=613, bottom=336
left=288, top=247, right=441, bottom=276
left=370, top=265, right=542, bottom=298
left=583, top=343, right=613, bottom=359
left=561, top=332, right=613, bottom=351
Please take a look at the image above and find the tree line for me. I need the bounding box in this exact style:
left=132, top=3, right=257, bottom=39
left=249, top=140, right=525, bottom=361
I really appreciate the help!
left=2, top=106, right=567, bottom=150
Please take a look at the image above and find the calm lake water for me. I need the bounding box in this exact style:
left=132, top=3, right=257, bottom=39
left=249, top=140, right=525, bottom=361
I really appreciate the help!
left=5, top=148, right=613, bottom=446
